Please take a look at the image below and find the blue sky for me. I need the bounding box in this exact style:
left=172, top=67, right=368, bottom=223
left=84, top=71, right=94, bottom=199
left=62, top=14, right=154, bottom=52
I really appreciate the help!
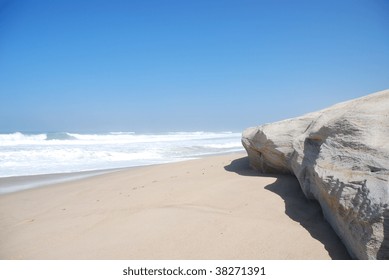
left=0, top=0, right=388, bottom=133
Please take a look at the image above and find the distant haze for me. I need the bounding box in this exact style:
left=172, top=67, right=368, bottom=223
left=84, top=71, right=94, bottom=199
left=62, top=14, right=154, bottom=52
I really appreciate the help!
left=0, top=0, right=388, bottom=133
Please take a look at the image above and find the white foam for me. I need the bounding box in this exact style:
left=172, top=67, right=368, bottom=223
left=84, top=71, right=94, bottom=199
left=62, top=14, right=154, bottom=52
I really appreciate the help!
left=0, top=132, right=47, bottom=145
left=0, top=131, right=243, bottom=178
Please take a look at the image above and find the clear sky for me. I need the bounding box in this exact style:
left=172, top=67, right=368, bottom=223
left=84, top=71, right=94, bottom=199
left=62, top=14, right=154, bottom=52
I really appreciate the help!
left=0, top=0, right=388, bottom=133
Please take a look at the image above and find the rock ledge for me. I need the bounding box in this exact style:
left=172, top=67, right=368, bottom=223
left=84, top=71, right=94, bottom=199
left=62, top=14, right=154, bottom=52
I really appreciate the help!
left=242, top=90, right=389, bottom=259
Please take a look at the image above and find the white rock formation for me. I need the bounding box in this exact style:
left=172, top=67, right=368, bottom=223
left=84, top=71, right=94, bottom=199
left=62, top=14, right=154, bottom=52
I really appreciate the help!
left=242, top=89, right=389, bottom=259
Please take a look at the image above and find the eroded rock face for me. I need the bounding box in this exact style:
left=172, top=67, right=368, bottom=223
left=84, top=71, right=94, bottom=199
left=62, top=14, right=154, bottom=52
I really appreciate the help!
left=242, top=90, right=389, bottom=259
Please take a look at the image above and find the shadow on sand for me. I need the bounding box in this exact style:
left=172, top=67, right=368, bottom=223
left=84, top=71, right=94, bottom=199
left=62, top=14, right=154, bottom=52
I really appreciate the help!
left=225, top=156, right=351, bottom=260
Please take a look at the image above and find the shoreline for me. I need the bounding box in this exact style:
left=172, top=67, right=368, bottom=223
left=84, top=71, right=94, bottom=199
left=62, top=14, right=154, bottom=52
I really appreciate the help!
left=0, top=168, right=125, bottom=195
left=0, top=152, right=350, bottom=259
left=0, top=150, right=245, bottom=195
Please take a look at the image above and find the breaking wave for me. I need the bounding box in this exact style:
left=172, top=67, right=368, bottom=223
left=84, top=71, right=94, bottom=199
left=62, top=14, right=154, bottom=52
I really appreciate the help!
left=0, top=131, right=243, bottom=177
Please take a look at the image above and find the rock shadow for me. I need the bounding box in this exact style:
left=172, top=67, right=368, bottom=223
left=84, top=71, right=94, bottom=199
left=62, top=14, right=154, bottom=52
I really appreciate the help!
left=225, top=156, right=351, bottom=260
left=265, top=177, right=351, bottom=259
left=224, top=156, right=264, bottom=177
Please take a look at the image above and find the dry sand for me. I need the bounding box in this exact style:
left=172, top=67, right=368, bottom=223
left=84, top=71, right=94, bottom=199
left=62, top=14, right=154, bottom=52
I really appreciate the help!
left=0, top=153, right=350, bottom=259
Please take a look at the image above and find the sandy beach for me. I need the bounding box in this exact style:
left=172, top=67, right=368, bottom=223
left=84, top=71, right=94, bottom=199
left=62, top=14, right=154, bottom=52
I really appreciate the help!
left=0, top=153, right=350, bottom=259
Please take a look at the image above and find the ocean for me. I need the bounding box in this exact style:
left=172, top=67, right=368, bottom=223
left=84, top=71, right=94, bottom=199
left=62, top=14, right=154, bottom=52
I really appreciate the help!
left=0, top=131, right=243, bottom=178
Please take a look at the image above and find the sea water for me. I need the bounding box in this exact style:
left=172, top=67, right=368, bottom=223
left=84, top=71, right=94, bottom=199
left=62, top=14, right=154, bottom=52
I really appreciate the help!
left=0, top=131, right=243, bottom=178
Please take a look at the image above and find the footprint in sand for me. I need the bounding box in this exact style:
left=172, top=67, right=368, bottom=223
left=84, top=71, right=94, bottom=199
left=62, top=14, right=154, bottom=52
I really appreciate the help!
left=16, top=219, right=35, bottom=226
